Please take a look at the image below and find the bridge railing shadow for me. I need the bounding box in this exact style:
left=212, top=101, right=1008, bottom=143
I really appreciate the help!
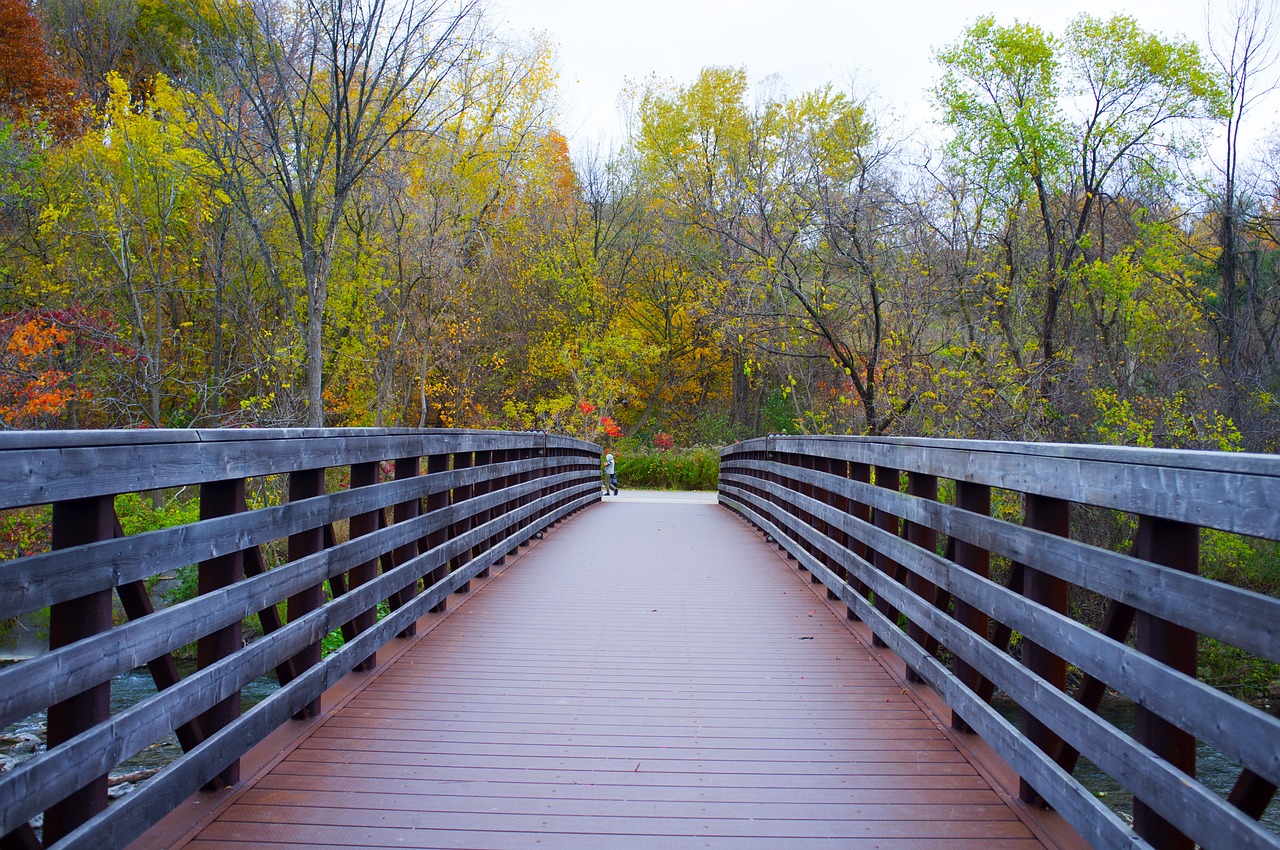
left=0, top=429, right=601, bottom=850
left=720, top=435, right=1280, bottom=850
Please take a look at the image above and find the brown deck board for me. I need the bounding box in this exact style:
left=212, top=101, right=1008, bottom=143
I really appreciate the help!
left=130, top=494, right=1086, bottom=850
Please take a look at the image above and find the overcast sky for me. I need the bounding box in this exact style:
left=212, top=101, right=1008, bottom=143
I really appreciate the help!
left=493, top=0, right=1278, bottom=156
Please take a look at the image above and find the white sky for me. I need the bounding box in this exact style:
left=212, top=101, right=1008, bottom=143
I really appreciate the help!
left=494, top=0, right=1280, bottom=156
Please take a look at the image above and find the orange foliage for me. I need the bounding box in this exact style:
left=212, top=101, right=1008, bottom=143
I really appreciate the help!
left=0, top=315, right=85, bottom=425
left=0, top=308, right=131, bottom=427
left=541, top=130, right=578, bottom=203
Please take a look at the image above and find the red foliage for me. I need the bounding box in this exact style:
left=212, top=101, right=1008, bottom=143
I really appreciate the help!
left=600, top=416, right=623, bottom=438
left=577, top=400, right=596, bottom=415
left=653, top=431, right=675, bottom=451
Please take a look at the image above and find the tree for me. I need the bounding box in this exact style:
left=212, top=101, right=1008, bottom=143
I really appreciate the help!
left=40, top=73, right=221, bottom=425
left=933, top=14, right=1223, bottom=430
left=1205, top=0, right=1280, bottom=445
left=200, top=0, right=484, bottom=425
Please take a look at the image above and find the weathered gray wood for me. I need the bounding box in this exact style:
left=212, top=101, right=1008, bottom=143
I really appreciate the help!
left=42, top=484, right=601, bottom=850
left=0, top=480, right=599, bottom=840
left=726, top=436, right=1280, bottom=541
left=0, top=470, right=587, bottom=728
left=0, top=430, right=573, bottom=509
left=721, top=485, right=1280, bottom=850
left=720, top=475, right=1280, bottom=787
left=722, top=461, right=1280, bottom=662
left=0, top=457, right=545, bottom=620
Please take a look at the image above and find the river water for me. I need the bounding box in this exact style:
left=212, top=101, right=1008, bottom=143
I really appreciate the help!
left=992, top=695, right=1280, bottom=836
left=0, top=664, right=280, bottom=800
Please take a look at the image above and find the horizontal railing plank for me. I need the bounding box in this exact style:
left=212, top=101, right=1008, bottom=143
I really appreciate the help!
left=722, top=461, right=1280, bottom=663
left=727, top=436, right=1280, bottom=541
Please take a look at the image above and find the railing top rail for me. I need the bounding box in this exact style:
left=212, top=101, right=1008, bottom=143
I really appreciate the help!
left=722, top=435, right=1280, bottom=541
left=0, top=428, right=600, bottom=510
left=723, top=434, right=1280, bottom=474
left=0, top=427, right=598, bottom=450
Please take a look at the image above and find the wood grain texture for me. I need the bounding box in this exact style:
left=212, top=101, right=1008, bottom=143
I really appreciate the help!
left=130, top=498, right=1076, bottom=850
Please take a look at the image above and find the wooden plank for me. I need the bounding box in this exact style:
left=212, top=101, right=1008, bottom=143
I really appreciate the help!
left=43, top=495, right=115, bottom=846
left=196, top=478, right=246, bottom=788
left=0, top=457, right=543, bottom=620
left=951, top=480, right=991, bottom=732
left=1132, top=515, right=1199, bottom=850
left=1018, top=494, right=1070, bottom=807
left=758, top=436, right=1280, bottom=541
left=344, top=461, right=380, bottom=671
left=127, top=496, right=1063, bottom=850
left=0, top=432, right=553, bottom=509
left=424, top=453, right=451, bottom=613
left=388, top=456, right=422, bottom=637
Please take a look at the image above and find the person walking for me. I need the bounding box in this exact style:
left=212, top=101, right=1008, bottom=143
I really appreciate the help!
left=603, top=452, right=619, bottom=496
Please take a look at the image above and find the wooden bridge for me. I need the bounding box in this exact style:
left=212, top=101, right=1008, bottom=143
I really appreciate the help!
left=0, top=431, right=1277, bottom=850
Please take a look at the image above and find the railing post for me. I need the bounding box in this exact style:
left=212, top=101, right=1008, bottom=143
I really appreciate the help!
left=904, top=472, right=939, bottom=683
left=425, top=452, right=450, bottom=612
left=870, top=466, right=902, bottom=648
left=450, top=450, right=474, bottom=593
left=820, top=456, right=846, bottom=601
left=473, top=450, right=493, bottom=577
left=43, top=496, right=115, bottom=845
left=951, top=480, right=991, bottom=732
left=1018, top=493, right=1070, bottom=806
left=347, top=462, right=380, bottom=671
left=846, top=461, right=871, bottom=620
left=286, top=468, right=326, bottom=718
left=487, top=449, right=508, bottom=567
left=391, top=457, right=421, bottom=637
left=800, top=452, right=821, bottom=582
left=1132, top=515, right=1198, bottom=850
left=518, top=445, right=535, bottom=547
left=197, top=478, right=246, bottom=786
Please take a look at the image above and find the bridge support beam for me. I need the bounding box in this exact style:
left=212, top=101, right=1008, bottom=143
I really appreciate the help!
left=1133, top=515, right=1198, bottom=850
left=43, top=496, right=115, bottom=846
left=870, top=466, right=902, bottom=649
left=197, top=479, right=246, bottom=787
left=1018, top=494, right=1070, bottom=808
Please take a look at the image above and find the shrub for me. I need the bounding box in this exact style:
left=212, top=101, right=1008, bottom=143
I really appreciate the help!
left=614, top=446, right=720, bottom=491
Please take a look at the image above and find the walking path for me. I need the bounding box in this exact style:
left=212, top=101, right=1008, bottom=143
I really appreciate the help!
left=131, top=493, right=1084, bottom=850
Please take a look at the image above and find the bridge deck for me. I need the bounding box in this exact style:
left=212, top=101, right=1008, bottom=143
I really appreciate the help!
left=131, top=492, right=1084, bottom=850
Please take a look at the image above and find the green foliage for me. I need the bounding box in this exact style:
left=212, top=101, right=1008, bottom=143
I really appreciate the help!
left=614, top=446, right=720, bottom=491
left=0, top=505, right=50, bottom=561
left=115, top=491, right=202, bottom=607
left=1198, top=637, right=1280, bottom=703
left=1201, top=533, right=1280, bottom=597
left=115, top=491, right=202, bottom=535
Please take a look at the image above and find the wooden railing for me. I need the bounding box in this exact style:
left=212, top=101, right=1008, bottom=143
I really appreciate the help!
left=719, top=436, right=1280, bottom=850
left=0, top=429, right=601, bottom=850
